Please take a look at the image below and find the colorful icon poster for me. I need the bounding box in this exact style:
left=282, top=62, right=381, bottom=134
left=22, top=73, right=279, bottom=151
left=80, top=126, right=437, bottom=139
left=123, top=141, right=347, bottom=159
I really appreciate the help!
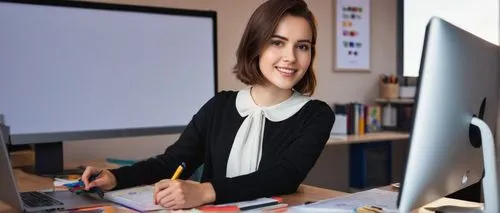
left=336, top=0, right=370, bottom=70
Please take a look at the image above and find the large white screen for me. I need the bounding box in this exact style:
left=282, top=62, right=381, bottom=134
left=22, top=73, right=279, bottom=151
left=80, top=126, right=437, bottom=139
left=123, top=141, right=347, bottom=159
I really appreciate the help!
left=403, top=0, right=499, bottom=77
left=0, top=2, right=215, bottom=135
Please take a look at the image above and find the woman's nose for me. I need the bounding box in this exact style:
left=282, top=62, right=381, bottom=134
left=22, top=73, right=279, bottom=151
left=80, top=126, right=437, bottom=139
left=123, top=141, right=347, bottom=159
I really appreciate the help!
left=282, top=46, right=296, bottom=62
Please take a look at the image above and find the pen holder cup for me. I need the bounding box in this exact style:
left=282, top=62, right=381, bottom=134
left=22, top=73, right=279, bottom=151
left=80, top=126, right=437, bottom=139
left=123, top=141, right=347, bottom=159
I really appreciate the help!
left=380, top=83, right=399, bottom=99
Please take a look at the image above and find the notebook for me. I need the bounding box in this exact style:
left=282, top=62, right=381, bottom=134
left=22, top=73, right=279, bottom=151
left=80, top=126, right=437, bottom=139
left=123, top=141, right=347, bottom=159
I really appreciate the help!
left=104, top=185, right=285, bottom=212
left=103, top=185, right=165, bottom=211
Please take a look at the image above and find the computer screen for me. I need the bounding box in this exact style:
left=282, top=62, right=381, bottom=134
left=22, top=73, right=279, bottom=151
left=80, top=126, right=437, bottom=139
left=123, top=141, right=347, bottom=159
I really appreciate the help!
left=0, top=0, right=217, bottom=174
left=397, top=17, right=499, bottom=212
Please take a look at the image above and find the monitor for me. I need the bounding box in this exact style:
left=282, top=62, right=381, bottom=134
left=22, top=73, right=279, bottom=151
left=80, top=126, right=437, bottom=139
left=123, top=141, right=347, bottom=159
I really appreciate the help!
left=397, top=17, right=499, bottom=212
left=0, top=0, right=217, bottom=175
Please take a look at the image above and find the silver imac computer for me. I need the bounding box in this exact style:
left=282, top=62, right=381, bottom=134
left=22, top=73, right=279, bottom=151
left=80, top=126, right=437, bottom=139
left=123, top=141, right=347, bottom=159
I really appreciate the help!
left=397, top=17, right=499, bottom=212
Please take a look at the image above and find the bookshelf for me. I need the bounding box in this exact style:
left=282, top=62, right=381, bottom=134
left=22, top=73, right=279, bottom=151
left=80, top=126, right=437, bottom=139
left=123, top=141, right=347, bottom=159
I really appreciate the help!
left=328, top=131, right=409, bottom=145
left=375, top=98, right=414, bottom=104
left=327, top=131, right=410, bottom=192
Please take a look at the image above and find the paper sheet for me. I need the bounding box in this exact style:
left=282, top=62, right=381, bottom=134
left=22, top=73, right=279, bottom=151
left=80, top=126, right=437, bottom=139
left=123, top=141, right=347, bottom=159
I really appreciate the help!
left=291, top=188, right=399, bottom=212
left=103, top=185, right=166, bottom=211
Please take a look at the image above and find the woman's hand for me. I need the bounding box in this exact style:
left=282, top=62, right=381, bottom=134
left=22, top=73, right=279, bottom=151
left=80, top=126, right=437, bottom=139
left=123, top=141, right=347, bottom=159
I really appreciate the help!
left=81, top=166, right=117, bottom=191
left=154, top=179, right=216, bottom=209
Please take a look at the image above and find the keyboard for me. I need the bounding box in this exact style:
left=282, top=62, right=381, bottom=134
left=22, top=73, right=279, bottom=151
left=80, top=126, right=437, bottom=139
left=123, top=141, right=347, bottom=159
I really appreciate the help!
left=20, top=191, right=64, bottom=207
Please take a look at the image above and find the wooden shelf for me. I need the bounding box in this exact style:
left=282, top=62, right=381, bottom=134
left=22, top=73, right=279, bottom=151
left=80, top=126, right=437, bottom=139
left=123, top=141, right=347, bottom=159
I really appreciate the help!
left=327, top=131, right=409, bottom=145
left=9, top=150, right=34, bottom=168
left=375, top=98, right=414, bottom=104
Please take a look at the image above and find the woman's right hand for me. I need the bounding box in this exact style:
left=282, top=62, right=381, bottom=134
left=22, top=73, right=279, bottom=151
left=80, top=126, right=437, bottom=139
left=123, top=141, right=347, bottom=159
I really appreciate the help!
left=81, top=166, right=117, bottom=191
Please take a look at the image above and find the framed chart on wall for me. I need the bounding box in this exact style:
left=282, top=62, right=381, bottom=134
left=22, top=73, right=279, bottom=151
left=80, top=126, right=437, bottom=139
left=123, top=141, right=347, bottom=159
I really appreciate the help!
left=335, top=0, right=370, bottom=71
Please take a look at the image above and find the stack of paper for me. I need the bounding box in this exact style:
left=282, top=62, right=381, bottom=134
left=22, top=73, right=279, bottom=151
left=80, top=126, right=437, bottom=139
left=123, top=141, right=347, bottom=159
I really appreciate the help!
left=289, top=188, right=399, bottom=213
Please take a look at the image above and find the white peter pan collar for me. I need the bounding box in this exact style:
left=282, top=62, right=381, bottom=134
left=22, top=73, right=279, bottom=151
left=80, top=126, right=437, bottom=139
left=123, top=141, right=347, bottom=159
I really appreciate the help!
left=226, top=87, right=310, bottom=178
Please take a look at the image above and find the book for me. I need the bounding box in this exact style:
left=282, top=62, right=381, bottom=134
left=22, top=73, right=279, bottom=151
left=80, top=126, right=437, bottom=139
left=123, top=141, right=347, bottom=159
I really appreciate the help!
left=331, top=104, right=348, bottom=135
left=366, top=105, right=382, bottom=132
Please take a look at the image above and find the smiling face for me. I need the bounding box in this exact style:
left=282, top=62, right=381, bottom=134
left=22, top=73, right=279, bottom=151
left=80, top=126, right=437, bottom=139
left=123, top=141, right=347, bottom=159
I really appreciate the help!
left=258, top=14, right=313, bottom=92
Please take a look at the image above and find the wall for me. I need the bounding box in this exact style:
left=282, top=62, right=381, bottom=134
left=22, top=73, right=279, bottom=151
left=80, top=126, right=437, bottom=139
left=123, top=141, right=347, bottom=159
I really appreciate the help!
left=64, top=0, right=398, bottom=190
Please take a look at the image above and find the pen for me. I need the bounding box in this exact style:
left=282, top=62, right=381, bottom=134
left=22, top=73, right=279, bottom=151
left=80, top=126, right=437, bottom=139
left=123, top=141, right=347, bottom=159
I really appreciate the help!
left=77, top=170, right=102, bottom=187
left=89, top=170, right=104, bottom=198
left=171, top=162, right=186, bottom=180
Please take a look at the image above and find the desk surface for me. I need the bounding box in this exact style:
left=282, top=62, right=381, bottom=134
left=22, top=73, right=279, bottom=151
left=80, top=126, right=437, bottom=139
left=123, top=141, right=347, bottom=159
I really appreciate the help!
left=378, top=186, right=483, bottom=213
left=1, top=160, right=481, bottom=213
left=327, top=131, right=409, bottom=145
left=0, top=168, right=347, bottom=212
left=1, top=168, right=482, bottom=213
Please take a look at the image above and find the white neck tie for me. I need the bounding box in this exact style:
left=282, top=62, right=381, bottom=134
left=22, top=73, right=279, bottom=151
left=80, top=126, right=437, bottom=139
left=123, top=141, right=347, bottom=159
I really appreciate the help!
left=226, top=87, right=310, bottom=178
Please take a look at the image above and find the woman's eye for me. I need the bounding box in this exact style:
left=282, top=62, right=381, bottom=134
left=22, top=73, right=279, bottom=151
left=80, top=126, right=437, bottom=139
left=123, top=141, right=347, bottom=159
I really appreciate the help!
left=297, top=44, right=310, bottom=51
left=270, top=40, right=284, bottom=46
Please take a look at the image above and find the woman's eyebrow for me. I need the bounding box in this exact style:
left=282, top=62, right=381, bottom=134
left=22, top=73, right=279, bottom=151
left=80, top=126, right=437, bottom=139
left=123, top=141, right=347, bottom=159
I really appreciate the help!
left=271, top=35, right=288, bottom=40
left=297, top=40, right=312, bottom=44
left=271, top=35, right=311, bottom=43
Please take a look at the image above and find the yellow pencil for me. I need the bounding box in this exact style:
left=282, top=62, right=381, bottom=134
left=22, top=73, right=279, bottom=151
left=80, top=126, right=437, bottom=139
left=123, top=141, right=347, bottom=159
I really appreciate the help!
left=171, top=162, right=186, bottom=180
left=356, top=206, right=383, bottom=213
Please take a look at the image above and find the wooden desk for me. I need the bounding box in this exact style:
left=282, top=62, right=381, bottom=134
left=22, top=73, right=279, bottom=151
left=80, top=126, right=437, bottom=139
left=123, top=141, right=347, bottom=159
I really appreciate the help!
left=379, top=186, right=483, bottom=213
left=305, top=131, right=409, bottom=191
left=327, top=131, right=409, bottom=145
left=281, top=184, right=347, bottom=206
left=0, top=167, right=347, bottom=212
left=416, top=198, right=483, bottom=213
left=0, top=168, right=482, bottom=213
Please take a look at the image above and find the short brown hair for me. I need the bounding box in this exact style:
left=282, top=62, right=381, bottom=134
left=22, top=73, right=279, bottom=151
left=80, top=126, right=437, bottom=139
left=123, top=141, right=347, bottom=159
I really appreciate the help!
left=233, top=0, right=317, bottom=96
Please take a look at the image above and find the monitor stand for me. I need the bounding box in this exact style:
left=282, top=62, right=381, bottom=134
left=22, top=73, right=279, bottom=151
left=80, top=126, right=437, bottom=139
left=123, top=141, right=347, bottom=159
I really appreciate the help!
left=21, top=142, right=85, bottom=177
left=427, top=117, right=498, bottom=213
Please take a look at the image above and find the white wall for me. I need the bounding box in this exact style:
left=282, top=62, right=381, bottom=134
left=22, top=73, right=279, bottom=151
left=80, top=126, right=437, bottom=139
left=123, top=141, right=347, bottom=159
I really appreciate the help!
left=403, top=0, right=499, bottom=77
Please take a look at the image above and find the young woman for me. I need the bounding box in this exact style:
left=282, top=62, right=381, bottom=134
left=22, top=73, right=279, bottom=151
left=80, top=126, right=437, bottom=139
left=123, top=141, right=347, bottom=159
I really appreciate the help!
left=82, top=0, right=335, bottom=209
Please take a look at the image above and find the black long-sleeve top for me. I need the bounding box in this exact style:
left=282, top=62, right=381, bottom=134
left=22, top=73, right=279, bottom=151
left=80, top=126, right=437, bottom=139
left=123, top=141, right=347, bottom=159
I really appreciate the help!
left=110, top=91, right=335, bottom=204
